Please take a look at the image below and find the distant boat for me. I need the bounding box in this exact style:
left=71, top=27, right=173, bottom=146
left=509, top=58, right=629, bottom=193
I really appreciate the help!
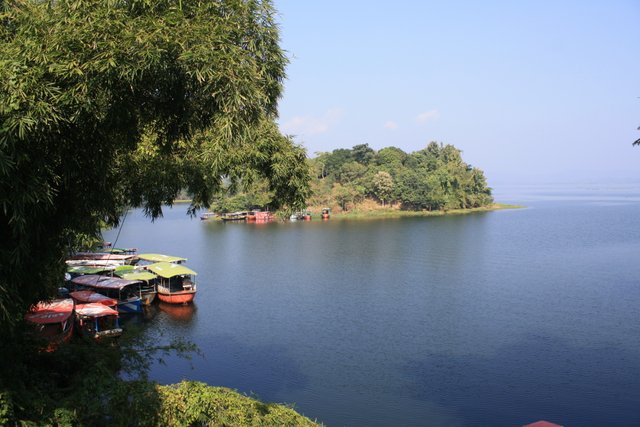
left=254, top=211, right=275, bottom=222
left=200, top=212, right=215, bottom=220
left=146, top=262, right=198, bottom=304
left=302, top=212, right=312, bottom=221
left=246, top=211, right=257, bottom=222
left=75, top=303, right=122, bottom=341
left=24, top=298, right=75, bottom=352
left=70, top=275, right=143, bottom=314
left=321, top=207, right=331, bottom=219
left=221, top=211, right=248, bottom=222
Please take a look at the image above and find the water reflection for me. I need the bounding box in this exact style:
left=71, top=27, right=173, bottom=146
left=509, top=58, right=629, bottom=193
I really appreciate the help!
left=158, top=302, right=197, bottom=323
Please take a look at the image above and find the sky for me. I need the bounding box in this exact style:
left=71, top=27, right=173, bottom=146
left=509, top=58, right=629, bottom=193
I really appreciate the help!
left=273, top=1, right=640, bottom=185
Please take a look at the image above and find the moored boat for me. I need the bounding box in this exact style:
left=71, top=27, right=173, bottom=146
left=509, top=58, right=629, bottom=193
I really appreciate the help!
left=321, top=207, right=331, bottom=219
left=75, top=303, right=122, bottom=340
left=70, top=275, right=143, bottom=314
left=221, top=211, right=247, bottom=222
left=24, top=298, right=75, bottom=352
left=146, top=262, right=198, bottom=304
left=114, top=266, right=158, bottom=305
left=254, top=211, right=275, bottom=222
left=200, top=212, right=215, bottom=220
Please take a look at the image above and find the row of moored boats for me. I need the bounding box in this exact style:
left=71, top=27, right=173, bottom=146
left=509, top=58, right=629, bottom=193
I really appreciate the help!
left=24, top=246, right=199, bottom=351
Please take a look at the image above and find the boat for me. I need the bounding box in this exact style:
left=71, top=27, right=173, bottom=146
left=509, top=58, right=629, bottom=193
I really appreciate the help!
left=321, top=207, right=331, bottom=219
left=246, top=211, right=257, bottom=222
left=135, top=253, right=187, bottom=264
left=24, top=298, right=75, bottom=352
left=221, top=211, right=247, bottom=222
left=70, top=290, right=118, bottom=308
left=113, top=266, right=158, bottom=305
left=254, top=211, right=275, bottom=222
left=70, top=275, right=143, bottom=314
left=146, top=262, right=198, bottom=304
left=75, top=303, right=122, bottom=341
left=290, top=212, right=301, bottom=221
left=200, top=212, right=216, bottom=220
left=302, top=212, right=312, bottom=221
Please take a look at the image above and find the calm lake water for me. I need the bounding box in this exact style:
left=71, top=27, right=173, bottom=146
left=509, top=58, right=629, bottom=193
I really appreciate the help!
left=104, top=184, right=640, bottom=426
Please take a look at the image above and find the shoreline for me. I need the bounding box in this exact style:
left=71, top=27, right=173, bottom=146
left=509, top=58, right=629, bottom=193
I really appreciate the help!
left=308, top=203, right=524, bottom=221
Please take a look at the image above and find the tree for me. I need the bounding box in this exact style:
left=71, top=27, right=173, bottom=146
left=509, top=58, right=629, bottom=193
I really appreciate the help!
left=0, top=0, right=309, bottom=333
left=372, top=171, right=394, bottom=206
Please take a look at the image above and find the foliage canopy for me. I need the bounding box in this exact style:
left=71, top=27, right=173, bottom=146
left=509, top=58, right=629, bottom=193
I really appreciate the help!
left=0, top=0, right=309, bottom=331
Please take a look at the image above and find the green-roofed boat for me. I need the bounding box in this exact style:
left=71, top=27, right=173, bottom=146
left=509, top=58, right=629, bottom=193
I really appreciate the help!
left=114, top=266, right=158, bottom=306
left=135, top=253, right=187, bottom=264
left=146, top=262, right=198, bottom=304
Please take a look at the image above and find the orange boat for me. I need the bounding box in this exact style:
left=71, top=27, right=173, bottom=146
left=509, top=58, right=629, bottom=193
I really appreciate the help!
left=146, top=262, right=198, bottom=304
left=321, top=207, right=331, bottom=219
left=25, top=298, right=75, bottom=352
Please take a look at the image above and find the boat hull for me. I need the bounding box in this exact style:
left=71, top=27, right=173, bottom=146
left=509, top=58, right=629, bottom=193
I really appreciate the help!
left=117, top=297, right=143, bottom=313
left=157, top=291, right=196, bottom=304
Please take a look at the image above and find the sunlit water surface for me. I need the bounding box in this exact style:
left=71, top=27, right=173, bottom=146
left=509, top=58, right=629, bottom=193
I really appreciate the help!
left=105, top=184, right=640, bottom=426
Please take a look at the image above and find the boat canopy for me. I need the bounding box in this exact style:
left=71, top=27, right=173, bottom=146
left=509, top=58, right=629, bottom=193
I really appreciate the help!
left=71, top=275, right=141, bottom=290
left=25, top=299, right=74, bottom=324
left=136, top=253, right=187, bottom=263
left=115, top=270, right=157, bottom=281
left=70, top=290, right=117, bottom=306
left=69, top=253, right=136, bottom=261
left=67, top=265, right=113, bottom=275
left=75, top=303, right=119, bottom=318
left=146, top=262, right=197, bottom=278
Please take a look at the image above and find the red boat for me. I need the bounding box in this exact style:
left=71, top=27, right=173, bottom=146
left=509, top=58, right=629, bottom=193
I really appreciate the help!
left=255, top=211, right=274, bottom=222
left=25, top=298, right=75, bottom=352
left=321, top=207, right=331, bottom=219
left=146, top=262, right=198, bottom=304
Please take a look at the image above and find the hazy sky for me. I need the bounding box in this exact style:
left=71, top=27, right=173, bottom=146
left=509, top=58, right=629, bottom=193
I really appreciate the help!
left=273, top=1, right=639, bottom=185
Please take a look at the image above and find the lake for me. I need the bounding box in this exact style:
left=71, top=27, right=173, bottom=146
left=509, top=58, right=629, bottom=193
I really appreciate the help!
left=104, top=184, right=640, bottom=426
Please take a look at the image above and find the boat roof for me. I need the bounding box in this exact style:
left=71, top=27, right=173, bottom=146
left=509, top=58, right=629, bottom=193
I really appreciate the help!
left=75, top=303, right=119, bottom=317
left=71, top=274, right=141, bottom=290
left=69, top=252, right=137, bottom=261
left=70, top=290, right=117, bottom=306
left=25, top=299, right=74, bottom=324
left=146, top=262, right=198, bottom=278
left=136, top=253, right=187, bottom=263
left=67, top=265, right=113, bottom=275
left=116, top=270, right=157, bottom=281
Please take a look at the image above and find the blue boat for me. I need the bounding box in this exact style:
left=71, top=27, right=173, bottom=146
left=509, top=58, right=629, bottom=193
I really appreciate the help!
left=70, top=274, right=143, bottom=314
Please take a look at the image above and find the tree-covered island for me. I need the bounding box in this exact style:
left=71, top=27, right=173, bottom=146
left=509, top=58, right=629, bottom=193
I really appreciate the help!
left=211, top=141, right=501, bottom=217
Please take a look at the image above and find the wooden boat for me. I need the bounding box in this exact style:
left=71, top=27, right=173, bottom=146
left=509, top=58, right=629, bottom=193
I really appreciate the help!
left=113, top=266, right=158, bottom=305
left=70, top=275, right=143, bottom=314
left=70, top=290, right=118, bottom=308
left=146, top=262, right=198, bottom=304
left=221, top=211, right=247, bottom=222
left=24, top=298, right=75, bottom=352
left=200, top=212, right=215, bottom=220
left=321, top=207, right=331, bottom=219
left=75, top=303, right=122, bottom=340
